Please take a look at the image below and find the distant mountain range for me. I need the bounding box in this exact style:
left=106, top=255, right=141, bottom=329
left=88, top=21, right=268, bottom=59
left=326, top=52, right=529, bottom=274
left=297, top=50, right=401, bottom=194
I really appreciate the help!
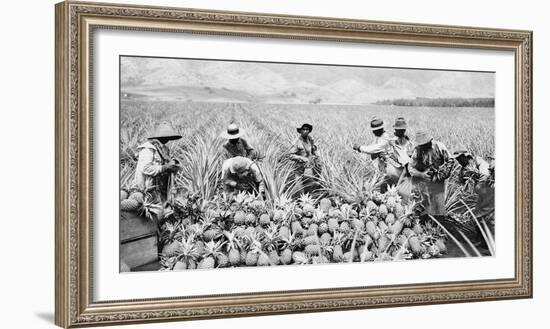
left=121, top=57, right=495, bottom=105
left=374, top=97, right=495, bottom=107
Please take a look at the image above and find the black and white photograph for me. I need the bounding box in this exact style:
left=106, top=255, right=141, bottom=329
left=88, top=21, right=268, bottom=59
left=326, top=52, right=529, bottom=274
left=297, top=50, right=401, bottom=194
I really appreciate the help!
left=119, top=56, right=496, bottom=272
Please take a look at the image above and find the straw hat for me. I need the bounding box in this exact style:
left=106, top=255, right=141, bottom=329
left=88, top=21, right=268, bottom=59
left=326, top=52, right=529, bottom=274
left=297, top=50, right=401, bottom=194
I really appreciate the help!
left=230, top=156, right=252, bottom=173
left=392, top=117, right=408, bottom=130
left=148, top=121, right=182, bottom=141
left=370, top=118, right=384, bottom=131
left=222, top=123, right=243, bottom=139
left=296, top=123, right=313, bottom=133
left=414, top=130, right=433, bottom=146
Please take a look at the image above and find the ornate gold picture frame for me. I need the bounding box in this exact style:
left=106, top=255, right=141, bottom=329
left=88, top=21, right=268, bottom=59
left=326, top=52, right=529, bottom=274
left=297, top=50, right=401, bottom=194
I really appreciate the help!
left=55, top=1, right=532, bottom=327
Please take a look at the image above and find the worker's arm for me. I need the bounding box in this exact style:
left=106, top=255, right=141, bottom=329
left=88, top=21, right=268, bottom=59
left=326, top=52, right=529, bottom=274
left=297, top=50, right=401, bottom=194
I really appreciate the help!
left=251, top=164, right=266, bottom=194
left=139, top=148, right=164, bottom=176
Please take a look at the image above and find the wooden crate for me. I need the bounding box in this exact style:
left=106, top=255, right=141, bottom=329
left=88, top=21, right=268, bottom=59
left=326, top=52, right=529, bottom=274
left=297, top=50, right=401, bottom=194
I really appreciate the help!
left=120, top=211, right=158, bottom=271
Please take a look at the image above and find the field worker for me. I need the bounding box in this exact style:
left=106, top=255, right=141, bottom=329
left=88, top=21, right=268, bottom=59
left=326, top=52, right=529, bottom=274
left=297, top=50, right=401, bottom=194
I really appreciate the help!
left=289, top=123, right=320, bottom=194
left=222, top=156, right=266, bottom=196
left=408, top=130, right=453, bottom=219
left=222, top=123, right=256, bottom=159
left=453, top=146, right=495, bottom=218
left=391, top=117, right=414, bottom=166
left=352, top=118, right=401, bottom=192
left=133, top=121, right=182, bottom=202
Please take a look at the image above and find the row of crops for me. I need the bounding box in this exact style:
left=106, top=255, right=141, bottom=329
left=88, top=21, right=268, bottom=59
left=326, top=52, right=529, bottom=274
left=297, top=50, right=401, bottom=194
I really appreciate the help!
left=120, top=100, right=495, bottom=270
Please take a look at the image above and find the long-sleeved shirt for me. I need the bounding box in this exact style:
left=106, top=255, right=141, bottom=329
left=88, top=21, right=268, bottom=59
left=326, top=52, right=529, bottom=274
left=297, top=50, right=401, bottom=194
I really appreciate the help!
left=133, top=140, right=170, bottom=195
left=357, top=132, right=399, bottom=173
left=392, top=136, right=414, bottom=166
left=289, top=136, right=317, bottom=162
left=223, top=138, right=254, bottom=158
left=221, top=157, right=265, bottom=193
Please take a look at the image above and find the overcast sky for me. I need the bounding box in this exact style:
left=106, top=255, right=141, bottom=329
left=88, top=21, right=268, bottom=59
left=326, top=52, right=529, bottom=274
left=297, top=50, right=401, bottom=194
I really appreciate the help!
left=121, top=56, right=495, bottom=104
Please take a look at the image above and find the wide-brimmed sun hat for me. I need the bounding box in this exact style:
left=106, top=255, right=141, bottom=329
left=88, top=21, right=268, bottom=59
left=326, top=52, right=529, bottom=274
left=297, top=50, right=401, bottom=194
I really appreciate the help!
left=230, top=156, right=252, bottom=173
left=222, top=123, right=243, bottom=139
left=392, top=117, right=408, bottom=130
left=370, top=117, right=384, bottom=131
left=414, top=130, right=433, bottom=146
left=296, top=123, right=313, bottom=133
left=453, top=145, right=472, bottom=158
left=148, top=121, right=182, bottom=141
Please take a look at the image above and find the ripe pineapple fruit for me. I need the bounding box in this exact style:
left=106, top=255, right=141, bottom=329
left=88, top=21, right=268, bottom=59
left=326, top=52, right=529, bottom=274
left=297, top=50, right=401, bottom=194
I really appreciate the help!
left=302, top=235, right=318, bottom=246
left=216, top=254, right=229, bottom=268
left=412, top=223, right=423, bottom=235
left=319, top=198, right=332, bottom=212
left=394, top=203, right=405, bottom=218
left=120, top=198, right=140, bottom=212
left=305, top=244, right=321, bottom=256
left=120, top=190, right=129, bottom=200
left=273, top=209, right=286, bottom=222
left=327, top=218, right=339, bottom=234
left=129, top=191, right=145, bottom=204
left=228, top=248, right=241, bottom=266
left=257, top=252, right=271, bottom=266
left=162, top=240, right=181, bottom=257
left=366, top=221, right=377, bottom=239
left=320, top=232, right=332, bottom=245
left=259, top=213, right=271, bottom=225
left=280, top=248, right=292, bottom=265
left=268, top=250, right=280, bottom=265
left=306, top=223, right=319, bottom=237
left=292, top=251, right=309, bottom=264
left=245, top=251, right=259, bottom=266
left=332, top=245, right=344, bottom=262
left=351, top=218, right=364, bottom=231
left=378, top=204, right=388, bottom=218
left=233, top=210, right=246, bottom=225
left=318, top=222, right=329, bottom=235
left=385, top=213, right=396, bottom=225
left=198, top=256, right=216, bottom=269
left=339, top=221, right=351, bottom=234
left=173, top=261, right=187, bottom=270
left=245, top=213, right=257, bottom=225
left=408, top=236, right=423, bottom=255
left=278, top=225, right=290, bottom=240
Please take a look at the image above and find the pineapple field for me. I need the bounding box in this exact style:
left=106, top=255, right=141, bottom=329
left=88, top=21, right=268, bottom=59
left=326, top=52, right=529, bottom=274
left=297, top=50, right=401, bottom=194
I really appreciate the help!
left=120, top=99, right=495, bottom=271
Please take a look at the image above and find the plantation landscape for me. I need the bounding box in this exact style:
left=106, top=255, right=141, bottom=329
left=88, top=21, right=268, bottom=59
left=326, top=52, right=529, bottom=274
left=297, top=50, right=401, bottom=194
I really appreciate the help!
left=120, top=99, right=496, bottom=271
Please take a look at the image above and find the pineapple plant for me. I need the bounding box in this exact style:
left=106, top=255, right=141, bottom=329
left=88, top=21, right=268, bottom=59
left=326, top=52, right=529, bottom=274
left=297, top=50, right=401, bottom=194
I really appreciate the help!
left=173, top=234, right=200, bottom=270
left=298, top=193, right=316, bottom=216
left=198, top=240, right=226, bottom=270
left=224, top=230, right=243, bottom=266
